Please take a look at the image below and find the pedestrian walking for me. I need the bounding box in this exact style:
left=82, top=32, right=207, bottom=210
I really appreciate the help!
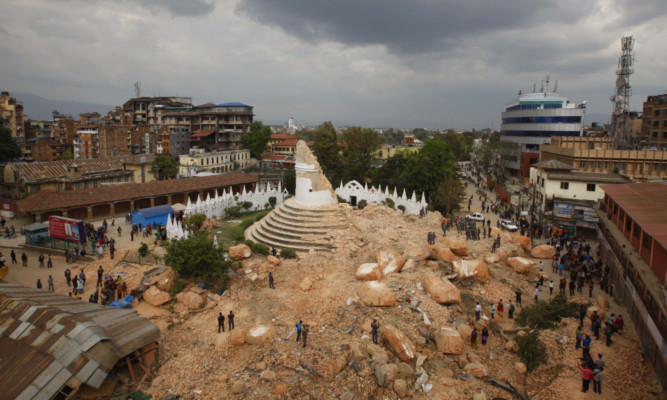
left=581, top=363, right=593, bottom=393
left=97, top=266, right=104, bottom=288
left=268, top=272, right=275, bottom=289
left=471, top=328, right=478, bottom=349
left=481, top=328, right=489, bottom=345
left=581, top=334, right=592, bottom=358
left=228, top=310, right=235, bottom=331
left=38, top=254, right=45, bottom=268
left=47, top=255, right=53, bottom=268
left=296, top=320, right=302, bottom=342
left=37, top=279, right=43, bottom=289
left=21, top=252, right=27, bottom=267
left=515, top=289, right=522, bottom=307
left=10, top=250, right=17, bottom=264
left=65, top=268, right=71, bottom=287
left=508, top=300, right=515, bottom=319
left=575, top=326, right=582, bottom=349
left=371, top=319, right=380, bottom=345
left=48, top=275, right=54, bottom=292
left=217, top=313, right=225, bottom=333
left=534, top=285, right=539, bottom=302
left=475, top=302, right=481, bottom=321
left=593, top=368, right=604, bottom=394
left=490, top=303, right=496, bottom=320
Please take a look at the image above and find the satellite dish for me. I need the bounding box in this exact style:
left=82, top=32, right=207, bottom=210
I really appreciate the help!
left=617, top=95, right=624, bottom=102
left=609, top=96, right=616, bottom=102
left=616, top=77, right=627, bottom=87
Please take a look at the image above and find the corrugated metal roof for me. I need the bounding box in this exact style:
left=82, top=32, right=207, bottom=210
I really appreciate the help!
left=0, top=283, right=160, bottom=399
left=9, top=154, right=155, bottom=183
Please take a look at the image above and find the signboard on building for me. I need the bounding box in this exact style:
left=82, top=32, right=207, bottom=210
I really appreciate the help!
left=48, top=216, right=87, bottom=244
left=554, top=203, right=573, bottom=219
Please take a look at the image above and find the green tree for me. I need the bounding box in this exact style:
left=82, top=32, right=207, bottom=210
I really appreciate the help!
left=0, top=127, right=21, bottom=162
left=153, top=155, right=178, bottom=180
left=515, top=330, right=547, bottom=399
left=431, top=176, right=465, bottom=216
left=60, top=150, right=74, bottom=160
left=312, top=121, right=342, bottom=185
left=283, top=169, right=296, bottom=194
left=164, top=233, right=230, bottom=282
left=340, top=126, right=381, bottom=183
left=241, top=121, right=272, bottom=158
left=187, top=213, right=207, bottom=231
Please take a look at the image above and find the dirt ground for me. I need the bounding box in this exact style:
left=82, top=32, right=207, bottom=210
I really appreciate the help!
left=1, top=181, right=662, bottom=400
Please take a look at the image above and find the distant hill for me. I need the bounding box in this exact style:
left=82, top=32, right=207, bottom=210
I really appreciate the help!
left=12, top=92, right=115, bottom=121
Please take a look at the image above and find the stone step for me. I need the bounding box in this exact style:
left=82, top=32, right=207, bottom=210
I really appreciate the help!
left=262, top=216, right=331, bottom=236
left=281, top=200, right=342, bottom=215
left=274, top=206, right=343, bottom=222
left=267, top=212, right=348, bottom=231
left=246, top=224, right=333, bottom=251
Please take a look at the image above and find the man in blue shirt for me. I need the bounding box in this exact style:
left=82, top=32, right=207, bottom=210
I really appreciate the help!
left=296, top=320, right=302, bottom=342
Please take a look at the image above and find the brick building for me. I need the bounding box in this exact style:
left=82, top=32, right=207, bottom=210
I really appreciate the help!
left=642, top=93, right=667, bottom=150
left=0, top=91, right=27, bottom=138
left=18, top=173, right=258, bottom=221
left=596, top=182, right=667, bottom=387
left=540, top=136, right=667, bottom=180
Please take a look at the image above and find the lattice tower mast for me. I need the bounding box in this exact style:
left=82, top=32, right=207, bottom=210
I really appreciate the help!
left=610, top=36, right=634, bottom=148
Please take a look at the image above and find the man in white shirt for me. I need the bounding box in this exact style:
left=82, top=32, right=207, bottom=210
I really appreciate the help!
left=475, top=302, right=481, bottom=321
left=534, top=286, right=539, bottom=302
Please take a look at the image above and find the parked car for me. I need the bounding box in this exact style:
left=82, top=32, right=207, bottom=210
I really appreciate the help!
left=466, top=212, right=484, bottom=222
left=500, top=220, right=519, bottom=232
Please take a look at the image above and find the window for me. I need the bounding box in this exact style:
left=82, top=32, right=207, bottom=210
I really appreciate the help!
left=642, top=233, right=652, bottom=251
left=560, top=182, right=569, bottom=190
left=596, top=161, right=602, bottom=169
left=620, top=163, right=626, bottom=171
left=604, top=162, right=609, bottom=170
left=580, top=161, right=587, bottom=168
left=633, top=222, right=640, bottom=238
left=587, top=184, right=596, bottom=192
left=625, top=217, right=632, bottom=232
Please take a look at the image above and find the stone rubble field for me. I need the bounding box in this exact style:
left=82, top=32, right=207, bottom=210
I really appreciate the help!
left=87, top=204, right=660, bottom=400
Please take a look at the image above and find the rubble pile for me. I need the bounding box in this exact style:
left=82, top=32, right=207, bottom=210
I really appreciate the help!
left=76, top=201, right=660, bottom=399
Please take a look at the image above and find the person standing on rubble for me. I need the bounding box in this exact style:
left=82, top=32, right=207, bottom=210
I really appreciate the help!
left=371, top=319, right=380, bottom=345
left=296, top=320, right=302, bottom=342
left=217, top=313, right=225, bottom=333
left=269, top=272, right=275, bottom=289
left=228, top=310, right=235, bottom=331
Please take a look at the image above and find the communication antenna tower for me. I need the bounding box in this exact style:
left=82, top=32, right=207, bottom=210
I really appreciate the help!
left=134, top=82, right=141, bottom=98
left=610, top=36, right=634, bottom=148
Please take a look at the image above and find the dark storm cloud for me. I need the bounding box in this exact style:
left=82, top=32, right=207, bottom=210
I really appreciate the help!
left=136, top=0, right=215, bottom=17
left=236, top=0, right=595, bottom=55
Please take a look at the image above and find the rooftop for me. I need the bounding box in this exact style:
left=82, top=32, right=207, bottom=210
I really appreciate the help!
left=0, top=282, right=160, bottom=399
left=273, top=139, right=314, bottom=147
left=600, top=182, right=667, bottom=249
left=532, top=159, right=575, bottom=170
left=545, top=171, right=631, bottom=183
left=18, top=173, right=259, bottom=213
left=7, top=154, right=155, bottom=182
left=216, top=102, right=251, bottom=107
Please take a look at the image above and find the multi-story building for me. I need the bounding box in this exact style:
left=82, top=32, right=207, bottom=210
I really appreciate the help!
left=0, top=91, right=27, bottom=138
left=596, top=182, right=667, bottom=387
left=528, top=159, right=630, bottom=236
left=540, top=136, right=667, bottom=180
left=1, top=154, right=156, bottom=200
left=178, top=148, right=252, bottom=176
left=74, top=125, right=135, bottom=159
left=270, top=139, right=313, bottom=156
left=642, top=93, right=667, bottom=150
left=122, top=96, right=193, bottom=126
left=157, top=127, right=190, bottom=157
left=161, top=103, right=254, bottom=152
left=374, top=144, right=422, bottom=162
left=500, top=80, right=586, bottom=177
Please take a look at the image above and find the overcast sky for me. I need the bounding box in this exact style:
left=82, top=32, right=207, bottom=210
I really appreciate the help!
left=1, top=0, right=666, bottom=129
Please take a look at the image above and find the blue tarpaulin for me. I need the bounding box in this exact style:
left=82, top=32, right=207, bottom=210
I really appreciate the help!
left=131, top=205, right=173, bottom=228
left=110, top=295, right=134, bottom=309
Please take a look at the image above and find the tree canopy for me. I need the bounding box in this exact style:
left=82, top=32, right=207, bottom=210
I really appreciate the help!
left=164, top=233, right=230, bottom=282
left=60, top=150, right=74, bottom=160
left=241, top=121, right=272, bottom=158
left=312, top=121, right=342, bottom=185
left=0, top=127, right=21, bottom=162
left=340, top=126, right=381, bottom=183
left=152, top=155, right=178, bottom=180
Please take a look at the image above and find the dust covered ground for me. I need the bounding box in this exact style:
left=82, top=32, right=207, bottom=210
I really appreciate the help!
left=87, top=197, right=660, bottom=400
